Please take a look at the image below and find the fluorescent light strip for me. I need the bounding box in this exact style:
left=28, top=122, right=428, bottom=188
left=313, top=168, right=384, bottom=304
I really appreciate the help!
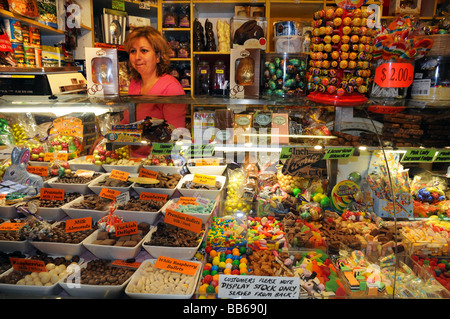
left=0, top=106, right=112, bottom=116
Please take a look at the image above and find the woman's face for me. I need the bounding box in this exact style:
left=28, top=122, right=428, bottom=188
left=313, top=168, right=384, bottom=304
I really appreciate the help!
left=128, top=36, right=160, bottom=78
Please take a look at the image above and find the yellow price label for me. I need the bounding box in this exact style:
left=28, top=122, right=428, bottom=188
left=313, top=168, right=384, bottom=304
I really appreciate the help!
left=192, top=174, right=216, bottom=186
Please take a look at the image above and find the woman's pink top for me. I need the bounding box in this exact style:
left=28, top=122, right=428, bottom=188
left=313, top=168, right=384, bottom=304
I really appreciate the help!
left=121, top=74, right=186, bottom=158
left=121, top=74, right=186, bottom=128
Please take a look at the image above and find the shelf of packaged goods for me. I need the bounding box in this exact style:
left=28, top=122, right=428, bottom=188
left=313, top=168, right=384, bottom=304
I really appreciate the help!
left=0, top=9, right=64, bottom=36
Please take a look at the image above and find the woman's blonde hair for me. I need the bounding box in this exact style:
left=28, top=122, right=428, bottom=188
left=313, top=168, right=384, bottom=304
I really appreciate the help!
left=124, top=26, right=171, bottom=80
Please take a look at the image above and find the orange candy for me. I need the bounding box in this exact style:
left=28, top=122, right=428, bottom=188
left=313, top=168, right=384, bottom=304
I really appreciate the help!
left=224, top=268, right=232, bottom=275
left=198, top=284, right=208, bottom=293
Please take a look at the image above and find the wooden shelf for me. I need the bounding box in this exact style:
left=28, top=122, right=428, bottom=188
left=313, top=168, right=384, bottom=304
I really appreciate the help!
left=0, top=9, right=64, bottom=36
left=193, top=51, right=230, bottom=55
left=162, top=28, right=191, bottom=31
left=171, top=58, right=191, bottom=61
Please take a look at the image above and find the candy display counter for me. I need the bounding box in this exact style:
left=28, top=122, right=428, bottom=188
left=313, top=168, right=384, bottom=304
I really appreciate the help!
left=0, top=94, right=449, bottom=300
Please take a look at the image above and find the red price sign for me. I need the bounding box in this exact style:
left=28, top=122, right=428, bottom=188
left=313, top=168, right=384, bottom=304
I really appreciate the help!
left=374, top=63, right=414, bottom=88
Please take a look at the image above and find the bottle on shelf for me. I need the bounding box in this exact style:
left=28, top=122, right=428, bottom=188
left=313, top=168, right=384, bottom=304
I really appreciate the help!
left=212, top=60, right=228, bottom=96
left=196, top=60, right=210, bottom=95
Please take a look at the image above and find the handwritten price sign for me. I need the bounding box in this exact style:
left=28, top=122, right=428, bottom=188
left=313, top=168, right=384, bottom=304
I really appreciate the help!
left=374, top=63, right=414, bottom=88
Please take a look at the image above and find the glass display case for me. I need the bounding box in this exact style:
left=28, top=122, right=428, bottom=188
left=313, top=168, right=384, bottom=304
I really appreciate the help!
left=0, top=94, right=449, bottom=300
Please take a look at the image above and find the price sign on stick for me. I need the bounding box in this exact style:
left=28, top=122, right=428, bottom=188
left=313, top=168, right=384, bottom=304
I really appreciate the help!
left=374, top=63, right=414, bottom=88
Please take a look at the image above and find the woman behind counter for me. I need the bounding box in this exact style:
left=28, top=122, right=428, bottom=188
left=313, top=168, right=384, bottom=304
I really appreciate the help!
left=121, top=26, right=186, bottom=129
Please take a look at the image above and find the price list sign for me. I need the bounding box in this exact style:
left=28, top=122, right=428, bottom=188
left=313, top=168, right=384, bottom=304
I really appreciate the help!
left=374, top=63, right=414, bottom=88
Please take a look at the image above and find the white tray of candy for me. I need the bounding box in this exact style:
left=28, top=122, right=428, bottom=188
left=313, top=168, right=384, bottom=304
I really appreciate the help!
left=161, top=197, right=217, bottom=224
left=125, top=258, right=202, bottom=299
left=46, top=173, right=106, bottom=194
left=0, top=219, right=33, bottom=253
left=0, top=254, right=83, bottom=297
left=83, top=229, right=147, bottom=261
left=142, top=223, right=206, bottom=260
left=176, top=174, right=225, bottom=200
left=59, top=259, right=136, bottom=298
left=29, top=221, right=96, bottom=256
left=102, top=158, right=144, bottom=174
left=115, top=196, right=167, bottom=225
left=61, top=195, right=110, bottom=220
left=87, top=173, right=135, bottom=195
left=68, top=156, right=105, bottom=172
left=186, top=157, right=227, bottom=176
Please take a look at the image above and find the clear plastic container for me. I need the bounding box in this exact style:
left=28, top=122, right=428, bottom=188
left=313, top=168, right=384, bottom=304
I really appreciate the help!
left=211, top=60, right=228, bottom=96
left=274, top=35, right=303, bottom=54
left=196, top=60, right=210, bottom=95
left=411, top=55, right=450, bottom=105
left=261, top=52, right=307, bottom=97
left=370, top=59, right=414, bottom=99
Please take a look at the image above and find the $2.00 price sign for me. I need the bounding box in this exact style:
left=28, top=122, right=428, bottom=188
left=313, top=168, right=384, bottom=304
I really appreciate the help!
left=374, top=63, right=414, bottom=88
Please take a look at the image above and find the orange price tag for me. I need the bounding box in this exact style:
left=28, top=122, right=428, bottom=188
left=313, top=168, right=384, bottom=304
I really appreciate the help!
left=44, top=152, right=55, bottom=162
left=99, top=188, right=121, bottom=201
left=40, top=188, right=65, bottom=201
left=178, top=197, right=198, bottom=205
left=0, top=222, right=23, bottom=231
left=154, top=256, right=199, bottom=276
left=165, top=209, right=202, bottom=233
left=27, top=166, right=48, bottom=177
left=374, top=63, right=414, bottom=88
left=56, top=152, right=69, bottom=161
left=192, top=174, right=216, bottom=186
left=115, top=221, right=138, bottom=237
left=139, top=192, right=168, bottom=202
left=86, top=155, right=94, bottom=161
left=196, top=159, right=220, bottom=166
left=110, top=169, right=130, bottom=181
left=10, top=258, right=47, bottom=273
left=65, top=217, right=92, bottom=233
left=139, top=167, right=158, bottom=179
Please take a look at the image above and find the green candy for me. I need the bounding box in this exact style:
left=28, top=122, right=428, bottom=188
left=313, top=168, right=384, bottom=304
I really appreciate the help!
left=273, top=89, right=285, bottom=96
left=289, top=58, right=300, bottom=67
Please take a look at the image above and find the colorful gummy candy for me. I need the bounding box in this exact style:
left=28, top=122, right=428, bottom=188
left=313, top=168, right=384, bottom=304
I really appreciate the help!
left=412, top=255, right=450, bottom=293
left=333, top=250, right=390, bottom=297
left=293, top=249, right=346, bottom=298
left=197, top=246, right=250, bottom=299
left=373, top=15, right=433, bottom=61
left=166, top=199, right=216, bottom=215
left=206, top=216, right=247, bottom=249
left=247, top=216, right=285, bottom=251
left=282, top=213, right=327, bottom=250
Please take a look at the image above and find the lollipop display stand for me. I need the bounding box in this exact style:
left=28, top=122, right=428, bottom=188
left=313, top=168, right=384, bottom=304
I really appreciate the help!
left=307, top=5, right=376, bottom=105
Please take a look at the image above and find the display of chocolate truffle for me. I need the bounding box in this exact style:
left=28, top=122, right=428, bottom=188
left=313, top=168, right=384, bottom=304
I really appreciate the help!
left=262, top=53, right=308, bottom=97
left=307, top=6, right=376, bottom=104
